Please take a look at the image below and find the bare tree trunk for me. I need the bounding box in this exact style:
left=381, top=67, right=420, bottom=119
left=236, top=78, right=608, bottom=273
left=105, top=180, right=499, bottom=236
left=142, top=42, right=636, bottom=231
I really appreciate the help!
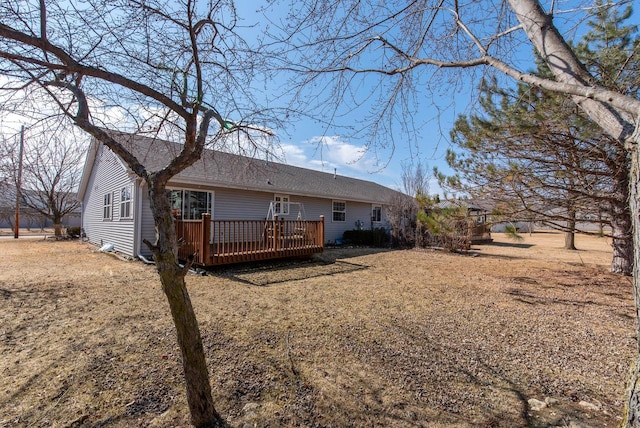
left=508, top=0, right=635, bottom=139
left=611, top=163, right=633, bottom=275
left=564, top=231, right=576, bottom=250
left=148, top=182, right=225, bottom=428
left=611, top=201, right=633, bottom=276
left=627, top=358, right=640, bottom=427
left=53, top=213, right=63, bottom=237
left=155, top=253, right=223, bottom=427
left=564, top=208, right=576, bottom=250
left=505, top=4, right=638, bottom=419
left=612, top=226, right=634, bottom=276
left=625, top=145, right=640, bottom=426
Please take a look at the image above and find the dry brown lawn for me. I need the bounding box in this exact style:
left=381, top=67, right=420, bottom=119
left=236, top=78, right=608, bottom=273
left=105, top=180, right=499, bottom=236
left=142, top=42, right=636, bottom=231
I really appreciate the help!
left=0, top=232, right=635, bottom=427
left=0, top=228, right=57, bottom=236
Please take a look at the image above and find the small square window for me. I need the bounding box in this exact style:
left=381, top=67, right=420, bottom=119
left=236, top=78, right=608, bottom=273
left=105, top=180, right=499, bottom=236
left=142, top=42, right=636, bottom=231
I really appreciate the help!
left=274, top=195, right=290, bottom=216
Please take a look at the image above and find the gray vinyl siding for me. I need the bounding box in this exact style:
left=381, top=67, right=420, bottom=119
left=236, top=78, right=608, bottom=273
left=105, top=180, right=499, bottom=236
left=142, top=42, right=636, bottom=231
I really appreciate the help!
left=212, top=189, right=327, bottom=223
left=285, top=196, right=336, bottom=242
left=213, top=188, right=272, bottom=220
left=211, top=190, right=375, bottom=243
left=82, top=145, right=137, bottom=257
left=327, top=201, right=371, bottom=243
left=371, top=203, right=391, bottom=232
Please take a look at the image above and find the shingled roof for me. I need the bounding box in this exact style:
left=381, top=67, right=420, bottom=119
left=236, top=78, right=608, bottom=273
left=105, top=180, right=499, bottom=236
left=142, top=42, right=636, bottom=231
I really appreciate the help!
left=86, top=130, right=401, bottom=204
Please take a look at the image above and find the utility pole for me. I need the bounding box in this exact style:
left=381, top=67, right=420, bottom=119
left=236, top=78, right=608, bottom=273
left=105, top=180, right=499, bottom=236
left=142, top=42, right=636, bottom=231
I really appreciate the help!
left=14, top=126, right=24, bottom=239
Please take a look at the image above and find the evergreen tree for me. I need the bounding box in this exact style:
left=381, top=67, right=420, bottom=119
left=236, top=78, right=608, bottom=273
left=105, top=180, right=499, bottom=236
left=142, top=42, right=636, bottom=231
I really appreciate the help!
left=576, top=1, right=640, bottom=97
left=439, top=2, right=637, bottom=274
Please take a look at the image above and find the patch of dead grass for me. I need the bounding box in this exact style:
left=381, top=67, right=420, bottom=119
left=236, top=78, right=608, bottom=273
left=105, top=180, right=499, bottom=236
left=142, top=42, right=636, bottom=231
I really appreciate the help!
left=0, top=232, right=634, bottom=427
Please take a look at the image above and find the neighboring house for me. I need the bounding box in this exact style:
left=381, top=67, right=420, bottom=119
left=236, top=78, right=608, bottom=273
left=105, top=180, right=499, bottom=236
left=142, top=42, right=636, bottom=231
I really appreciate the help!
left=431, top=200, right=493, bottom=243
left=490, top=205, right=612, bottom=234
left=535, top=206, right=610, bottom=233
left=0, top=184, right=81, bottom=229
left=491, top=221, right=535, bottom=234
left=77, top=130, right=402, bottom=264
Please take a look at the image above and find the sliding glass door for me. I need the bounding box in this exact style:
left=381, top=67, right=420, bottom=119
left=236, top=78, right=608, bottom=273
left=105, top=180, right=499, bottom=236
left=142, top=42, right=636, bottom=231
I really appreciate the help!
left=168, top=189, right=213, bottom=220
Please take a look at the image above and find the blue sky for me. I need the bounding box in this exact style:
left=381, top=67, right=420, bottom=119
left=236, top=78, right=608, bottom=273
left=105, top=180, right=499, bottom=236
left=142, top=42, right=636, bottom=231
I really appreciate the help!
left=2, top=1, right=637, bottom=196
left=233, top=1, right=466, bottom=195
left=231, top=0, right=640, bottom=196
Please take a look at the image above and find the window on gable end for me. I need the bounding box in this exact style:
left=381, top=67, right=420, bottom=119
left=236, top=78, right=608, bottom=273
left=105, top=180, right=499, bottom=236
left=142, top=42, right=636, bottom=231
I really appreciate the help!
left=120, top=186, right=133, bottom=219
left=103, top=193, right=112, bottom=220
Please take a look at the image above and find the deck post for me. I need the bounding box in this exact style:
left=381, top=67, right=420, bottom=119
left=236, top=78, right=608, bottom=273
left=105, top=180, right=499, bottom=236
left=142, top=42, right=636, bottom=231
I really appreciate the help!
left=201, top=213, right=211, bottom=264
left=273, top=215, right=279, bottom=251
left=319, top=215, right=325, bottom=247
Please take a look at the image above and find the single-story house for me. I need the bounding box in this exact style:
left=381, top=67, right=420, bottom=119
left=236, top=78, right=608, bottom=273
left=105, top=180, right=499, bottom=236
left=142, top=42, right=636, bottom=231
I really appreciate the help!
left=77, top=130, right=402, bottom=265
left=491, top=221, right=535, bottom=234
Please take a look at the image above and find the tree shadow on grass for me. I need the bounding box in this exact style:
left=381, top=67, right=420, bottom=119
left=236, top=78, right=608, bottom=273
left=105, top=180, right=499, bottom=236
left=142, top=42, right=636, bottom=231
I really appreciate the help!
left=503, top=268, right=634, bottom=320
left=314, top=246, right=396, bottom=263
left=0, top=360, right=59, bottom=413
left=206, top=325, right=522, bottom=427
left=481, top=241, right=535, bottom=249
left=204, top=247, right=399, bottom=286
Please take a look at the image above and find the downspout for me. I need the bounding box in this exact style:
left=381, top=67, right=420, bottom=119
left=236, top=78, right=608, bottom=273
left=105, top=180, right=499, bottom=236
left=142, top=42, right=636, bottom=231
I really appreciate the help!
left=135, top=179, right=153, bottom=264
left=138, top=253, right=155, bottom=265
left=80, top=200, right=84, bottom=240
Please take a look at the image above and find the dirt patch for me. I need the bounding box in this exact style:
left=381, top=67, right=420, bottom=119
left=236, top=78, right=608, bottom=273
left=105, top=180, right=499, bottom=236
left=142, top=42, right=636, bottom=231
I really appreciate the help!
left=0, top=232, right=634, bottom=427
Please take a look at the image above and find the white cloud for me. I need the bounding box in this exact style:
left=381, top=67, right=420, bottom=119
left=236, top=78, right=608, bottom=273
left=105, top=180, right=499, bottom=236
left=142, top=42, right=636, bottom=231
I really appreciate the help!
left=274, top=134, right=403, bottom=190
left=279, top=143, right=308, bottom=166
left=305, top=135, right=366, bottom=168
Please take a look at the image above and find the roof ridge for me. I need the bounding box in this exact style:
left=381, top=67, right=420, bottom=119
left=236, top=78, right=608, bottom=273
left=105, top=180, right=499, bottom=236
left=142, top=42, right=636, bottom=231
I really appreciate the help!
left=99, top=128, right=402, bottom=204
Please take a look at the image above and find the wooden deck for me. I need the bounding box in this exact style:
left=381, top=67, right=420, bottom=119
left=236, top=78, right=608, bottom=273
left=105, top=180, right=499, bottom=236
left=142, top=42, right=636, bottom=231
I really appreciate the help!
left=175, top=214, right=324, bottom=266
left=469, top=223, right=493, bottom=243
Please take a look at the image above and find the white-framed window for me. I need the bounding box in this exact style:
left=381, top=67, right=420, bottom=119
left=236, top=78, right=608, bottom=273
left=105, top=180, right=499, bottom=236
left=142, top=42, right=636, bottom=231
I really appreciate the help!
left=103, top=193, right=112, bottom=220
left=274, top=194, right=290, bottom=216
left=372, top=205, right=382, bottom=223
left=120, top=186, right=133, bottom=219
left=167, top=189, right=213, bottom=220
left=332, top=200, right=346, bottom=222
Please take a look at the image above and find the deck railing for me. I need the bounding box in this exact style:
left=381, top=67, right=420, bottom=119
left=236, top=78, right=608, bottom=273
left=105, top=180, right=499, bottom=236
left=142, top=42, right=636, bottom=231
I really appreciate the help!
left=469, top=222, right=492, bottom=242
left=175, top=214, right=325, bottom=266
